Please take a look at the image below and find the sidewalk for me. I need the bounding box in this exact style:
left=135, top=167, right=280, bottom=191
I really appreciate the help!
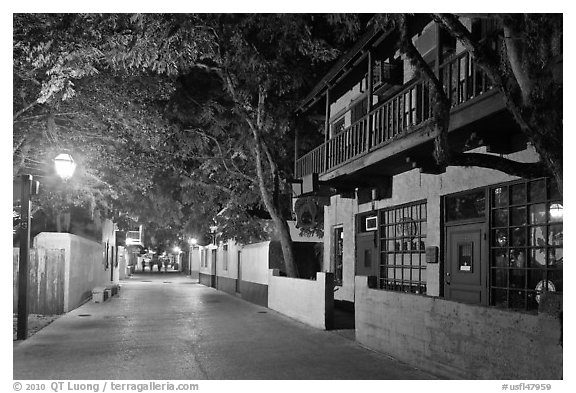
left=14, top=272, right=437, bottom=380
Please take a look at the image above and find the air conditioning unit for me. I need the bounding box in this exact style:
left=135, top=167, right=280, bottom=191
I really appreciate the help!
left=365, top=216, right=378, bottom=231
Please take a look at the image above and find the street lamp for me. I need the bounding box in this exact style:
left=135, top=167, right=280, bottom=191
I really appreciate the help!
left=16, top=153, right=76, bottom=340
left=54, top=153, right=76, bottom=180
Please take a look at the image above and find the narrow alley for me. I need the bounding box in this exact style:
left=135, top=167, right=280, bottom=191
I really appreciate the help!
left=13, top=273, right=436, bottom=380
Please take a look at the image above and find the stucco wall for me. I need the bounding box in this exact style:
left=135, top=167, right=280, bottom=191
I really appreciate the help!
left=268, top=270, right=334, bottom=330
left=323, top=196, right=356, bottom=302
left=216, top=241, right=241, bottom=279
left=34, top=232, right=115, bottom=312
left=355, top=276, right=562, bottom=379
left=189, top=246, right=201, bottom=280
left=238, top=242, right=270, bottom=285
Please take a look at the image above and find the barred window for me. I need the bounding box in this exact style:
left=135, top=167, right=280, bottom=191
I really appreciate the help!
left=379, top=201, right=427, bottom=294
left=490, top=178, right=562, bottom=311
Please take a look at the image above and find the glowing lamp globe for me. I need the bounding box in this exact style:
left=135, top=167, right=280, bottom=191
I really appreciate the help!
left=54, top=153, right=76, bottom=180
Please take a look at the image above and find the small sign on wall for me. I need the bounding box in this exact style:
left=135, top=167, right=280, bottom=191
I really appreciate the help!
left=458, top=242, right=473, bottom=272
left=425, top=246, right=438, bottom=263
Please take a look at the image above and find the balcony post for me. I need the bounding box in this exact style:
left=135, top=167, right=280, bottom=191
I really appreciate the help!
left=367, top=49, right=373, bottom=151
left=294, top=125, right=299, bottom=177
left=324, top=88, right=330, bottom=172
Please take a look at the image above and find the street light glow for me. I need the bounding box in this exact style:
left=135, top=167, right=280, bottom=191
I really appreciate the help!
left=173, top=246, right=181, bottom=253
left=54, top=153, right=76, bottom=180
left=189, top=238, right=198, bottom=246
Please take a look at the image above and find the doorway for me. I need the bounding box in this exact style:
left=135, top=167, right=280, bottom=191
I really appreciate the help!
left=211, top=249, right=217, bottom=288
left=356, top=231, right=378, bottom=277
left=445, top=222, right=488, bottom=305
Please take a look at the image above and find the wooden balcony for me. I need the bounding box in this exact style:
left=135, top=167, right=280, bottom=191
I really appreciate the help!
left=295, top=51, right=506, bottom=181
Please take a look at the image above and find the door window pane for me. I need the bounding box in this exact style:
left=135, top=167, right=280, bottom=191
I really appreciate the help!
left=529, top=248, right=546, bottom=268
left=493, top=209, right=508, bottom=227
left=529, top=204, right=546, bottom=224
left=510, top=206, right=526, bottom=226
left=510, top=249, right=526, bottom=268
left=493, top=229, right=508, bottom=247
left=446, top=190, right=486, bottom=221
left=548, top=248, right=563, bottom=268
left=549, top=203, right=563, bottom=223
left=509, top=290, right=526, bottom=309
left=511, top=227, right=526, bottom=247
left=493, top=187, right=508, bottom=207
left=529, top=179, right=546, bottom=202
left=510, top=183, right=526, bottom=205
left=548, top=224, right=563, bottom=246
left=492, top=288, right=508, bottom=308
left=493, top=249, right=508, bottom=267
left=491, top=268, right=507, bottom=287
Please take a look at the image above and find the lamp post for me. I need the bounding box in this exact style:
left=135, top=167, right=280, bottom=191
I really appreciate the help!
left=16, top=175, right=38, bottom=340
left=16, top=153, right=76, bottom=340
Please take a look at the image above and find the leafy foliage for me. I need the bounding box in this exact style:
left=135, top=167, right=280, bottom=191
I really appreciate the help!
left=13, top=13, right=362, bottom=264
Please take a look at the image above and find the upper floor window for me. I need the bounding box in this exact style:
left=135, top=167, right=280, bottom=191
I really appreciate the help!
left=332, top=116, right=345, bottom=136
left=351, top=97, right=368, bottom=124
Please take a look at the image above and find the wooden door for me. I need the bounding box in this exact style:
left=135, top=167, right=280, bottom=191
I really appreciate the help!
left=445, top=223, right=487, bottom=305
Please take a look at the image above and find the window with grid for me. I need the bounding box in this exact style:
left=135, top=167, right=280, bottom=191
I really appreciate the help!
left=490, top=178, right=562, bottom=311
left=379, top=201, right=427, bottom=294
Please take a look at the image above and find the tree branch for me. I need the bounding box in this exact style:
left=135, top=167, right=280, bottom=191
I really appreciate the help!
left=184, top=128, right=257, bottom=184
left=14, top=101, right=39, bottom=121
left=181, top=173, right=233, bottom=194
left=451, top=152, right=548, bottom=179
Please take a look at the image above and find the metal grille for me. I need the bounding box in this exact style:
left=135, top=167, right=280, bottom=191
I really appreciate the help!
left=489, top=178, right=563, bottom=311
left=379, top=201, right=427, bottom=294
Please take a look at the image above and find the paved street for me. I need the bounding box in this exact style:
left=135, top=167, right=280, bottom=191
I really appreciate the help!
left=13, top=273, right=437, bottom=380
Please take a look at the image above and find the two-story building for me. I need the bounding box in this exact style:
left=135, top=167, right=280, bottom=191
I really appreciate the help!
left=293, top=15, right=562, bottom=379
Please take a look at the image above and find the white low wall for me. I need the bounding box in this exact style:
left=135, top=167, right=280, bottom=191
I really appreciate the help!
left=354, top=276, right=562, bottom=379
left=34, top=233, right=116, bottom=312
left=267, top=270, right=334, bottom=330
left=239, top=242, right=270, bottom=285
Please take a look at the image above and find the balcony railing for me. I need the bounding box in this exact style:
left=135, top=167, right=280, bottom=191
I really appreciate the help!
left=295, top=51, right=495, bottom=179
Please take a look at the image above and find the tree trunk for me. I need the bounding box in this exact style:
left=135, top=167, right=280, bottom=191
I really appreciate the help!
left=221, top=73, right=299, bottom=277
left=252, top=134, right=298, bottom=278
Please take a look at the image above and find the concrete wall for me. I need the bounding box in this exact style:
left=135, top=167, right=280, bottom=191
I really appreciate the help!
left=355, top=276, right=562, bottom=379
left=13, top=248, right=65, bottom=315
left=34, top=232, right=117, bottom=312
left=268, top=270, right=334, bottom=330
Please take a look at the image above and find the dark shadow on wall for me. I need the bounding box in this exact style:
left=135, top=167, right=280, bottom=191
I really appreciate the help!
left=268, top=241, right=322, bottom=279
